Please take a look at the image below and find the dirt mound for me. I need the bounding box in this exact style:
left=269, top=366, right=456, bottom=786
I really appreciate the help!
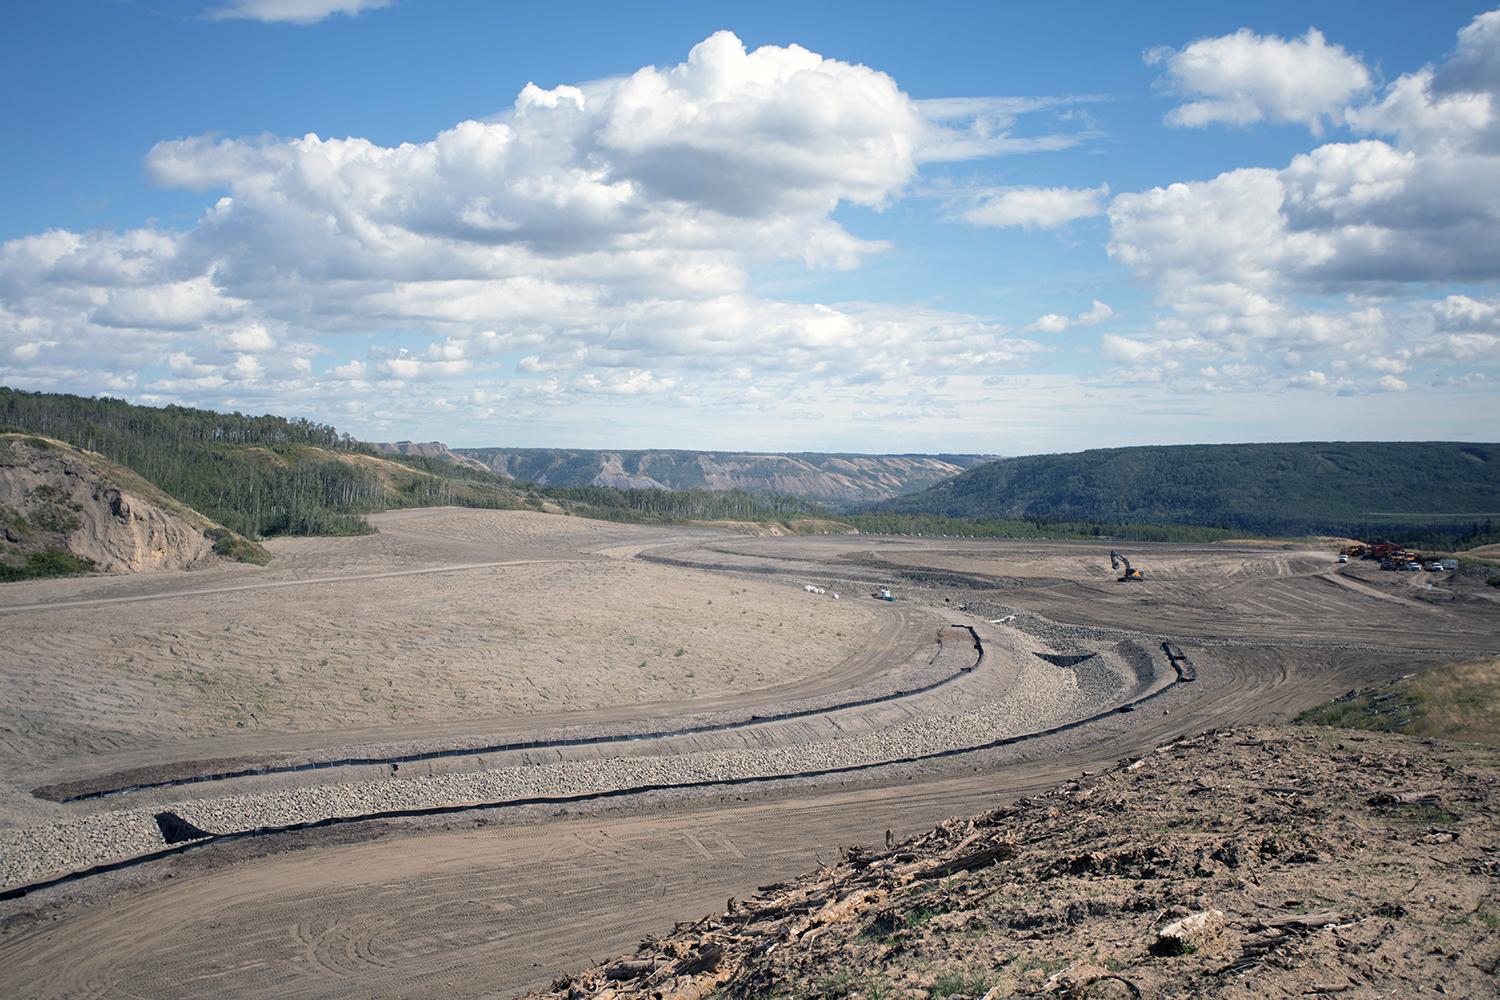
left=0, top=434, right=265, bottom=577
left=535, top=726, right=1500, bottom=1000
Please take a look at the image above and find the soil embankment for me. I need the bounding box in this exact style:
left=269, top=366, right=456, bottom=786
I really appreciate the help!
left=536, top=725, right=1500, bottom=1000
left=0, top=434, right=263, bottom=576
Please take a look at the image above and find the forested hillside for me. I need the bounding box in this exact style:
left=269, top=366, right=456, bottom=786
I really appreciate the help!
left=0, top=389, right=832, bottom=539
left=1, top=433, right=269, bottom=579
left=0, top=388, right=532, bottom=537
left=874, top=442, right=1500, bottom=546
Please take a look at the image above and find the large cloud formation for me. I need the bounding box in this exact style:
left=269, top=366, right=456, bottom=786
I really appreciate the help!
left=1109, top=10, right=1500, bottom=393
left=1146, top=28, right=1372, bottom=133
left=0, top=32, right=1064, bottom=425
left=2, top=18, right=1495, bottom=444
left=2, top=33, right=1080, bottom=425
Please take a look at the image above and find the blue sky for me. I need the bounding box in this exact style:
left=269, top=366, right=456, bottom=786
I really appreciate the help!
left=1, top=0, right=1497, bottom=453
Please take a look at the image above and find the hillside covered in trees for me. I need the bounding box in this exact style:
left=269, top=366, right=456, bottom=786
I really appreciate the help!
left=373, top=442, right=992, bottom=503
left=871, top=442, right=1500, bottom=547
left=0, top=389, right=827, bottom=540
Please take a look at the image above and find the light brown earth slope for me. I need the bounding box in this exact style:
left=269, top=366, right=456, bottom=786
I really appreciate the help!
left=0, top=434, right=265, bottom=577
left=538, top=725, right=1500, bottom=1000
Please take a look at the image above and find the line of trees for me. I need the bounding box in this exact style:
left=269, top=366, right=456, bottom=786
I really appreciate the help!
left=0, top=388, right=532, bottom=537
left=843, top=513, right=1242, bottom=543
left=0, top=388, right=829, bottom=538
left=539, top=485, right=821, bottom=523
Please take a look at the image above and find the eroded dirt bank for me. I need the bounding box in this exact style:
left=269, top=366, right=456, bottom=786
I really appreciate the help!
left=537, top=725, right=1500, bottom=1000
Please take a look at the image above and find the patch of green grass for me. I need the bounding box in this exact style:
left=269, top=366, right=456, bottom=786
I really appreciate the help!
left=206, top=527, right=271, bottom=565
left=28, top=502, right=80, bottom=534
left=811, top=970, right=856, bottom=997
left=0, top=546, right=96, bottom=582
left=1392, top=803, right=1461, bottom=825
left=931, top=968, right=994, bottom=997
left=1003, top=953, right=1072, bottom=976
left=1477, top=908, right=1500, bottom=931
left=862, top=904, right=941, bottom=943
left=0, top=504, right=30, bottom=539
left=1297, top=659, right=1500, bottom=746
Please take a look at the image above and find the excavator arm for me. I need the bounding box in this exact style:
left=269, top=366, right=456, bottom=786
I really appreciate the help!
left=1109, top=550, right=1144, bottom=582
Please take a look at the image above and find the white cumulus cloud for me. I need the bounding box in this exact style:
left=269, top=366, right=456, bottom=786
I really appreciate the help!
left=961, top=184, right=1108, bottom=229
left=211, top=0, right=394, bottom=24
left=1030, top=299, right=1113, bottom=333
left=1147, top=27, right=1373, bottom=133
left=0, top=32, right=1068, bottom=418
left=1105, top=10, right=1500, bottom=392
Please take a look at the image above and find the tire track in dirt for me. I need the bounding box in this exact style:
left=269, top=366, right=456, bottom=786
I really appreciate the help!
left=42, top=606, right=941, bottom=801
left=0, top=559, right=570, bottom=615
left=2, top=533, right=1491, bottom=999
left=0, top=644, right=1385, bottom=1000
left=1, top=625, right=1182, bottom=904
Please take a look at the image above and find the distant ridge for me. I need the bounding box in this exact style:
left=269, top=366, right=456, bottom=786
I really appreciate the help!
left=371, top=443, right=995, bottom=503
left=872, top=441, right=1500, bottom=539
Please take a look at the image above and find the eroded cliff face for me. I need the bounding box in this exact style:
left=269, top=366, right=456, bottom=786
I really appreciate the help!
left=375, top=445, right=994, bottom=502
left=369, top=441, right=994, bottom=502
left=0, top=436, right=218, bottom=574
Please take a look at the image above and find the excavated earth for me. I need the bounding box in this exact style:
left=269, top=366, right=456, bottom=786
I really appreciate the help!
left=0, top=511, right=1497, bottom=998
left=0, top=434, right=229, bottom=574
left=536, top=726, right=1500, bottom=1000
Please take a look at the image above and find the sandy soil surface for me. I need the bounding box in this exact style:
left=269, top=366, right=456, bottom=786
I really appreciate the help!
left=0, top=510, right=875, bottom=822
left=1, top=517, right=1497, bottom=998
left=538, top=726, right=1500, bottom=1000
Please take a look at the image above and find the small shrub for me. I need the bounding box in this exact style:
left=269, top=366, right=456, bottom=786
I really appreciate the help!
left=205, top=528, right=272, bottom=565
left=0, top=505, right=30, bottom=539
left=30, top=504, right=80, bottom=534
left=0, top=546, right=96, bottom=582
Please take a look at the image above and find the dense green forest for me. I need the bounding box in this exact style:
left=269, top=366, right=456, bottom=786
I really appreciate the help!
left=0, top=389, right=828, bottom=538
left=0, top=387, right=536, bottom=537
left=842, top=513, right=1241, bottom=543
left=872, top=442, right=1500, bottom=548
left=542, top=485, right=823, bottom=523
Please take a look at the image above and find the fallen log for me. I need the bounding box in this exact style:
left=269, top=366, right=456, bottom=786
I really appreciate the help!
left=913, top=841, right=1015, bottom=879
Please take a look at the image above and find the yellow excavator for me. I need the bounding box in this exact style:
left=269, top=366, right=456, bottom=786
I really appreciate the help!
left=1110, top=550, right=1145, bottom=582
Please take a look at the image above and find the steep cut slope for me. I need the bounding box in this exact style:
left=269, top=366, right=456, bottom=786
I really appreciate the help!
left=0, top=434, right=267, bottom=578
left=0, top=388, right=538, bottom=538
left=876, top=441, right=1500, bottom=538
left=436, top=448, right=994, bottom=502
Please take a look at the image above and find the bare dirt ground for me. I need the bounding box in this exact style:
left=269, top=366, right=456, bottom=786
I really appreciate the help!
left=0, top=515, right=1497, bottom=998
left=537, top=726, right=1500, bottom=1000
left=0, top=510, right=879, bottom=824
